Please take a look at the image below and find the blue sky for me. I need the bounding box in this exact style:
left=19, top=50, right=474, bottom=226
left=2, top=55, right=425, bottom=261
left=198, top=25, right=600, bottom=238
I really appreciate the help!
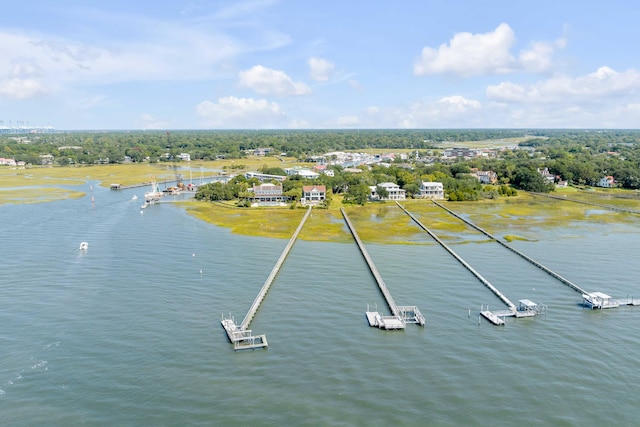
left=1, top=0, right=639, bottom=130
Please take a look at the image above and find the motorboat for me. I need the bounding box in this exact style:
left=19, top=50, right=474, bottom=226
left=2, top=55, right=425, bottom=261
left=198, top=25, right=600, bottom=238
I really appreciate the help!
left=79, top=242, right=89, bottom=250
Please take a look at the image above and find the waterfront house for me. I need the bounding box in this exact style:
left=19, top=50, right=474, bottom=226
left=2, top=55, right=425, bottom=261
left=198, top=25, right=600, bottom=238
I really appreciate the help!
left=419, top=182, right=445, bottom=199
left=537, top=167, right=555, bottom=183
left=301, top=185, right=326, bottom=205
left=473, top=170, right=498, bottom=184
left=597, top=176, right=616, bottom=188
left=370, top=182, right=406, bottom=201
left=252, top=183, right=286, bottom=206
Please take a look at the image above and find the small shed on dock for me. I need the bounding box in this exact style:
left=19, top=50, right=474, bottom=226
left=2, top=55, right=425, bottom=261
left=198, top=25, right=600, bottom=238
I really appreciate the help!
left=518, top=299, right=537, bottom=312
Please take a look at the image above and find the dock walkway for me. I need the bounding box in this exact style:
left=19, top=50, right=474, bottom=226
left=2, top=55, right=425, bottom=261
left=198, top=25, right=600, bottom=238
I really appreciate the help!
left=396, top=202, right=518, bottom=313
left=431, top=200, right=588, bottom=295
left=529, top=192, right=640, bottom=215
left=221, top=206, right=312, bottom=349
left=340, top=208, right=425, bottom=329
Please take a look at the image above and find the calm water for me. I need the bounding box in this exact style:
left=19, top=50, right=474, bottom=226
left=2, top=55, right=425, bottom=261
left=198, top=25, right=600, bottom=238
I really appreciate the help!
left=1, top=184, right=640, bottom=426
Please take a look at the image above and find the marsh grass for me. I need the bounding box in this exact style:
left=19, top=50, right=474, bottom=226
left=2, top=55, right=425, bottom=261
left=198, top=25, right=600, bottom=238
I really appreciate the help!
left=0, top=187, right=85, bottom=205
left=0, top=157, right=304, bottom=205
left=3, top=163, right=639, bottom=242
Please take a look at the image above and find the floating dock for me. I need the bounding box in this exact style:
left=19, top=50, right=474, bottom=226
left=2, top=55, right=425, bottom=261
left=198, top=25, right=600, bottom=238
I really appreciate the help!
left=340, top=208, right=425, bottom=329
left=221, top=206, right=312, bottom=349
left=396, top=202, right=546, bottom=325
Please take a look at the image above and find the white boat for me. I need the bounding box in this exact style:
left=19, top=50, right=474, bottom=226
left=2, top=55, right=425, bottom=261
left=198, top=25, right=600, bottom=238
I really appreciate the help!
left=79, top=242, right=89, bottom=250
left=582, top=292, right=619, bottom=309
left=132, top=195, right=138, bottom=200
left=144, top=178, right=163, bottom=204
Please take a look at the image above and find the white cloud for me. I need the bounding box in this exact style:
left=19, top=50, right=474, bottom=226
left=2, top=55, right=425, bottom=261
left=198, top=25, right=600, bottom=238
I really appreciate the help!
left=136, top=113, right=169, bottom=130
left=239, top=65, right=311, bottom=96
left=308, top=57, right=335, bottom=82
left=365, top=106, right=380, bottom=115
left=341, top=96, right=483, bottom=129
left=518, top=41, right=555, bottom=73
left=0, top=78, right=49, bottom=99
left=395, top=96, right=483, bottom=128
left=288, top=118, right=309, bottom=129
left=438, top=95, right=482, bottom=112
left=335, top=115, right=360, bottom=127
left=414, top=23, right=564, bottom=77
left=196, top=96, right=284, bottom=127
left=0, top=2, right=293, bottom=95
left=414, top=23, right=516, bottom=77
left=348, top=79, right=363, bottom=91
left=487, top=66, right=640, bottom=103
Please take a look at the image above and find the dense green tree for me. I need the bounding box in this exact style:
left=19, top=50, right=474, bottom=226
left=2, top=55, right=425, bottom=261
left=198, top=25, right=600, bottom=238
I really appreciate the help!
left=343, top=183, right=371, bottom=205
left=512, top=166, right=554, bottom=192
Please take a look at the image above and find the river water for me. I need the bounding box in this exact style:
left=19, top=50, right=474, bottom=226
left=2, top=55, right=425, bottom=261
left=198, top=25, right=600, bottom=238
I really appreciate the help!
left=1, top=184, right=639, bottom=426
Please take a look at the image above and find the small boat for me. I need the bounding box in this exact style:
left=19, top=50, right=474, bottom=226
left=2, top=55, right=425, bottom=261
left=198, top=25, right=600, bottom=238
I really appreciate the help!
left=132, top=195, right=138, bottom=200
left=79, top=242, right=89, bottom=250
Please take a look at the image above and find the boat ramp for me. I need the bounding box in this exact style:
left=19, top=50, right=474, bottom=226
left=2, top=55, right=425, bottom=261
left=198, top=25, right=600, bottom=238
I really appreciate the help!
left=221, top=206, right=312, bottom=350
left=340, top=208, right=425, bottom=330
left=396, top=202, right=545, bottom=325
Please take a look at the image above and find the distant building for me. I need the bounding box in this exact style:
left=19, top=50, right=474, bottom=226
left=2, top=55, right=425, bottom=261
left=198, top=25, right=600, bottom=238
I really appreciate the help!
left=370, top=182, right=406, bottom=201
left=253, top=148, right=273, bottom=156
left=442, top=147, right=477, bottom=159
left=39, top=154, right=54, bottom=165
left=245, top=171, right=287, bottom=182
left=251, top=183, right=286, bottom=205
left=597, top=176, right=616, bottom=188
left=284, top=167, right=320, bottom=179
left=178, top=153, right=191, bottom=161
left=537, top=167, right=555, bottom=183
left=419, top=182, right=444, bottom=199
left=0, top=157, right=16, bottom=166
left=301, top=185, right=327, bottom=205
left=473, top=170, right=498, bottom=184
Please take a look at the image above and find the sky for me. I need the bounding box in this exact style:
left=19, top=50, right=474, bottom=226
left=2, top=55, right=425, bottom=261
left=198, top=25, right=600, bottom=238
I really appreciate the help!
left=1, top=0, right=640, bottom=130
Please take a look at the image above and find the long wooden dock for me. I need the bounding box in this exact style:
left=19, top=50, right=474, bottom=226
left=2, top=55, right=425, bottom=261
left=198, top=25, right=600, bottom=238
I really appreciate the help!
left=340, top=208, right=425, bottom=329
left=221, top=206, right=312, bottom=349
left=431, top=200, right=589, bottom=295
left=396, top=202, right=518, bottom=313
left=529, top=192, right=640, bottom=215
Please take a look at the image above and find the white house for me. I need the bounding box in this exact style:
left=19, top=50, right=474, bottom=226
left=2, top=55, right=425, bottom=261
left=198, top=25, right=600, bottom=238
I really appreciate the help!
left=419, top=182, right=444, bottom=199
left=370, top=182, right=406, bottom=200
left=251, top=183, right=286, bottom=205
left=245, top=171, right=287, bottom=182
left=473, top=170, right=497, bottom=184
left=301, top=185, right=326, bottom=205
left=597, top=176, right=616, bottom=188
